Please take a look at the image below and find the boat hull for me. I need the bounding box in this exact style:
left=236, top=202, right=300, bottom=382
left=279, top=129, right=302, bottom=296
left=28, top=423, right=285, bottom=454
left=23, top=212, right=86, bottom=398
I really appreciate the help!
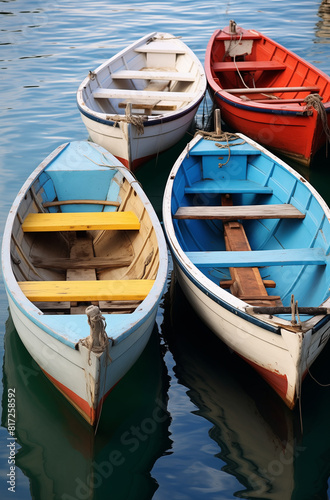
left=210, top=89, right=323, bottom=166
left=6, top=281, right=158, bottom=425
left=173, top=255, right=330, bottom=408
left=79, top=103, right=201, bottom=171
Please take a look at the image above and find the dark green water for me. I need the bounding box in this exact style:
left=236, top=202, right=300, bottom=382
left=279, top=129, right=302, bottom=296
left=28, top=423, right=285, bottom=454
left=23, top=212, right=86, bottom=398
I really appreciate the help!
left=1, top=1, right=330, bottom=499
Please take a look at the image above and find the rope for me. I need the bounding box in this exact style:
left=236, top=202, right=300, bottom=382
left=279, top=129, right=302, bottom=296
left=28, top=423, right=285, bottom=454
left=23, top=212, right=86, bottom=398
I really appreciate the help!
left=194, top=130, right=246, bottom=167
left=83, top=305, right=110, bottom=356
left=304, top=94, right=330, bottom=153
left=111, top=107, right=145, bottom=135
left=308, top=365, right=330, bottom=387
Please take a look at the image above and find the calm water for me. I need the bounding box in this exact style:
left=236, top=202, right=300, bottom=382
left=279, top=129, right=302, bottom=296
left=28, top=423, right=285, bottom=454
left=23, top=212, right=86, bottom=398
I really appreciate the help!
left=1, top=1, right=330, bottom=499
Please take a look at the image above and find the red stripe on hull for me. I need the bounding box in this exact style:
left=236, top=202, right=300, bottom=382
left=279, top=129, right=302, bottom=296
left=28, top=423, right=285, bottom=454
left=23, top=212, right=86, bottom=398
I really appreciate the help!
left=41, top=369, right=121, bottom=425
left=41, top=369, right=96, bottom=425
left=116, top=153, right=157, bottom=172
left=240, top=356, right=294, bottom=408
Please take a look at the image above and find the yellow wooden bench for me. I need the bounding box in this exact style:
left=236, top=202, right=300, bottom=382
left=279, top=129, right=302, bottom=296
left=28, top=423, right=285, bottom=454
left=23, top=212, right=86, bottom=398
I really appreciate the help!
left=18, top=279, right=155, bottom=302
left=22, top=211, right=140, bottom=232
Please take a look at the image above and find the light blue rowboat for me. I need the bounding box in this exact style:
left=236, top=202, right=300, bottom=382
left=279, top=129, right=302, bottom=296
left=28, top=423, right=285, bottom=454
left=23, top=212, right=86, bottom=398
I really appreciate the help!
left=162, top=131, right=330, bottom=409
left=2, top=141, right=168, bottom=426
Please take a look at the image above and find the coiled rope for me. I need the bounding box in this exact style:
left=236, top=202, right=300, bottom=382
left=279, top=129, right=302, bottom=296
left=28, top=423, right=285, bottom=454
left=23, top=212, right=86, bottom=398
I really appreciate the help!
left=194, top=130, right=246, bottom=166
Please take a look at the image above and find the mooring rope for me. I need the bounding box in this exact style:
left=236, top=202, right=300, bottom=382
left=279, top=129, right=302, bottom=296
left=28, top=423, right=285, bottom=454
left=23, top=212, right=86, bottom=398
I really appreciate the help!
left=111, top=107, right=145, bottom=135
left=304, top=94, right=330, bottom=153
left=194, top=130, right=246, bottom=166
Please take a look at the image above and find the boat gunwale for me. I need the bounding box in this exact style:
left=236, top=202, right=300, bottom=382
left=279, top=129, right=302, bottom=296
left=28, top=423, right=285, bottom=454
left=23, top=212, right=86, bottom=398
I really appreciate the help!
left=77, top=92, right=205, bottom=128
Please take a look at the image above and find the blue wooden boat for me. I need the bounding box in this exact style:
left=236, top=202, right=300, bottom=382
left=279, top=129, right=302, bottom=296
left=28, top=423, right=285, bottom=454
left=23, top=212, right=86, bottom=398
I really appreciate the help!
left=2, top=140, right=168, bottom=425
left=162, top=131, right=330, bottom=408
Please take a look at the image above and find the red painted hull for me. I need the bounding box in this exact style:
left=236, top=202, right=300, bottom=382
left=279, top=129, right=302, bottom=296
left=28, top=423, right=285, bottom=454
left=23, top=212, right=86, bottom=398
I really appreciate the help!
left=205, top=24, right=330, bottom=166
left=42, top=368, right=120, bottom=425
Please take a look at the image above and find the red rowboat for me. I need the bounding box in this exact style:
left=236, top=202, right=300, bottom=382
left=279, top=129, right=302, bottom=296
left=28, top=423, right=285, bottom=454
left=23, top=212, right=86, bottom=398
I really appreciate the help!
left=205, top=21, right=330, bottom=166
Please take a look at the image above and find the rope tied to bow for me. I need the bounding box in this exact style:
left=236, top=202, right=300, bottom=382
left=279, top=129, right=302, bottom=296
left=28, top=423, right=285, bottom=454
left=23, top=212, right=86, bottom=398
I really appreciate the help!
left=83, top=305, right=110, bottom=355
left=110, top=107, right=145, bottom=135
left=194, top=130, right=246, bottom=167
left=304, top=94, right=330, bottom=151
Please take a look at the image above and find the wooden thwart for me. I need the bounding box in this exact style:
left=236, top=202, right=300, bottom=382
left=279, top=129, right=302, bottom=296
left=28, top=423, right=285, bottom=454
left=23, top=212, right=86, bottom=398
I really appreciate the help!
left=22, top=211, right=140, bottom=232
left=184, top=179, right=272, bottom=195
left=174, top=204, right=305, bottom=220
left=223, top=86, right=320, bottom=95
left=213, top=61, right=286, bottom=72
left=43, top=199, right=120, bottom=208
left=186, top=247, right=326, bottom=267
left=93, top=88, right=194, bottom=101
left=32, top=256, right=132, bottom=270
left=111, top=70, right=195, bottom=81
left=220, top=278, right=276, bottom=288
left=118, top=101, right=177, bottom=111
left=18, top=279, right=155, bottom=302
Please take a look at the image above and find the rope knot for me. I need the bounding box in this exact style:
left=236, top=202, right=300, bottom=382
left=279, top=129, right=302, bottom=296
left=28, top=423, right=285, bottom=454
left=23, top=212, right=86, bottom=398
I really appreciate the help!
left=83, top=305, right=109, bottom=353
left=304, top=94, right=330, bottom=147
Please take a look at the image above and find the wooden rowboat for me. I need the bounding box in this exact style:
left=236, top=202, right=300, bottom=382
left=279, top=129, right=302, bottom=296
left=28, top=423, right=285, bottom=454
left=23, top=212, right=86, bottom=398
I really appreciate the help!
left=205, top=21, right=330, bottom=166
left=77, top=32, right=206, bottom=171
left=1, top=141, right=168, bottom=426
left=162, top=130, right=330, bottom=409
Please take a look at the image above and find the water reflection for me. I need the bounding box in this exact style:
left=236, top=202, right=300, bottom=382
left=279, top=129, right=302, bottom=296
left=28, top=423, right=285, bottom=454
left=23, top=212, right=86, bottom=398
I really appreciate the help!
left=316, top=0, right=330, bottom=41
left=1, top=314, right=172, bottom=500
left=163, top=277, right=330, bottom=499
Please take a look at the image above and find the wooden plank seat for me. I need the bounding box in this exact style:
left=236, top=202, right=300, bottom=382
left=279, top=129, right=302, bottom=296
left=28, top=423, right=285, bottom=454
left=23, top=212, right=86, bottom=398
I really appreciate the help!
left=118, top=100, right=177, bottom=112
left=215, top=30, right=262, bottom=41
left=213, top=61, right=286, bottom=72
left=174, top=204, right=305, bottom=220
left=43, top=199, right=120, bottom=208
left=252, top=98, right=310, bottom=104
left=223, top=86, right=321, bottom=95
left=18, top=279, right=155, bottom=302
left=93, top=88, right=195, bottom=101
left=184, top=179, right=273, bottom=195
left=111, top=70, right=195, bottom=81
left=185, top=247, right=326, bottom=267
left=220, top=278, right=276, bottom=288
left=22, top=211, right=140, bottom=232
left=135, top=43, right=186, bottom=54
left=31, top=256, right=132, bottom=270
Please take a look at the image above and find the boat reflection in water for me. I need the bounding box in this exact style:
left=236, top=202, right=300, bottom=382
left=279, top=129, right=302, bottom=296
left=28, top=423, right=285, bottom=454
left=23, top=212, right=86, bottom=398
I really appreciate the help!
left=317, top=0, right=330, bottom=40
left=163, top=278, right=330, bottom=499
left=1, top=314, right=172, bottom=500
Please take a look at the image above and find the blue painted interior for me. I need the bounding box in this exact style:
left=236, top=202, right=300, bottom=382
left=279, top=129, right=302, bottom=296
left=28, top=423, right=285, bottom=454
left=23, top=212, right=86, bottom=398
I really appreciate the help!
left=171, top=137, right=330, bottom=310
left=44, top=141, right=122, bottom=212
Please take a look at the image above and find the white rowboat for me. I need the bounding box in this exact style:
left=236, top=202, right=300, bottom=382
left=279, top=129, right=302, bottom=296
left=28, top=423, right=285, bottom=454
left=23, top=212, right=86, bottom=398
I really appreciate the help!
left=77, top=32, right=206, bottom=171
left=2, top=140, right=168, bottom=425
